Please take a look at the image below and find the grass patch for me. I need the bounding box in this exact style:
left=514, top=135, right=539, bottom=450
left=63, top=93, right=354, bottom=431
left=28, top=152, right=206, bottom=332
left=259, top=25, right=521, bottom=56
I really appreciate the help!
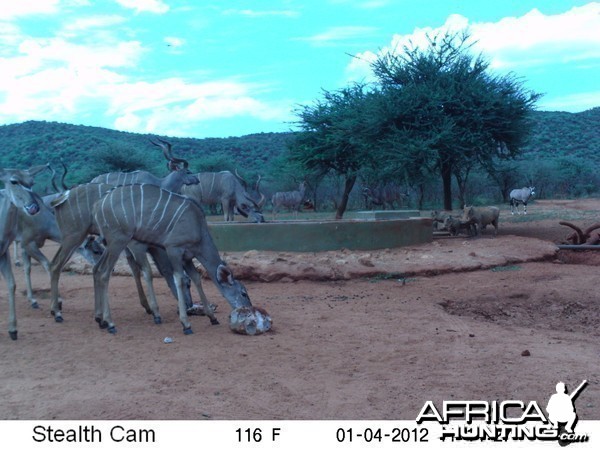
left=368, top=272, right=417, bottom=283
left=490, top=265, right=522, bottom=272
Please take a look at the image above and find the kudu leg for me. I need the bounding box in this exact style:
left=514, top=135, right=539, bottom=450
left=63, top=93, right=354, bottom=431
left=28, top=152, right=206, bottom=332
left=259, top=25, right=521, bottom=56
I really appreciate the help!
left=21, top=249, right=37, bottom=309
left=124, top=247, right=153, bottom=316
left=49, top=233, right=87, bottom=322
left=93, top=239, right=129, bottom=334
left=1, top=253, right=18, bottom=340
left=147, top=247, right=195, bottom=313
left=165, top=249, right=194, bottom=334
left=126, top=246, right=162, bottom=324
left=22, top=242, right=52, bottom=309
left=13, top=241, right=21, bottom=267
left=183, top=260, right=219, bottom=325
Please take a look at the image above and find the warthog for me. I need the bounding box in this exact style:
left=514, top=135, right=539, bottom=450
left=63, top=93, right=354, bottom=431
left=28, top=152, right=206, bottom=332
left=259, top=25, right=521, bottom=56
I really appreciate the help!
left=462, top=206, right=500, bottom=236
left=443, top=216, right=477, bottom=237
left=431, top=210, right=453, bottom=231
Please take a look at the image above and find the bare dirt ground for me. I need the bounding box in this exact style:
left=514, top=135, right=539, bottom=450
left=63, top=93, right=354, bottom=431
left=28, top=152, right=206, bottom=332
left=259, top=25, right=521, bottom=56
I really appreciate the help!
left=0, top=199, right=598, bottom=420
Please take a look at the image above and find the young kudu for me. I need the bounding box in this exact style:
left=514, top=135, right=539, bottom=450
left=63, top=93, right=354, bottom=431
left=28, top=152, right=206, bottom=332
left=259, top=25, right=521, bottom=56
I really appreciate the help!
left=92, top=184, right=252, bottom=334
left=272, top=181, right=307, bottom=219
left=1, top=165, right=45, bottom=340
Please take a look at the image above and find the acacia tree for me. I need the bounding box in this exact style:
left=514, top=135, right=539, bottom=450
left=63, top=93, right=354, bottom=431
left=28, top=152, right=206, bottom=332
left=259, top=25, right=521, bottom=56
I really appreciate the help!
left=290, top=83, right=379, bottom=219
left=372, top=31, right=541, bottom=210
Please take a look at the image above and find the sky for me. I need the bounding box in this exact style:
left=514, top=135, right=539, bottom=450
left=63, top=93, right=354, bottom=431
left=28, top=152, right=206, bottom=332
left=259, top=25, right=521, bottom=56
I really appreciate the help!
left=0, top=0, right=599, bottom=139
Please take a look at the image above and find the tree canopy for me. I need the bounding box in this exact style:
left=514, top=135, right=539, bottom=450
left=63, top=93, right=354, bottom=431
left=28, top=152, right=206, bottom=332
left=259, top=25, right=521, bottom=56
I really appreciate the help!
left=290, top=30, right=542, bottom=215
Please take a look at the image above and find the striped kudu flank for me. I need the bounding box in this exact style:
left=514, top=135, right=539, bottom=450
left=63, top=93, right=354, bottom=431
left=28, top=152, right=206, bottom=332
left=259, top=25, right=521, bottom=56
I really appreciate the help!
left=49, top=164, right=200, bottom=325
left=271, top=181, right=306, bottom=218
left=1, top=165, right=45, bottom=340
left=92, top=184, right=252, bottom=334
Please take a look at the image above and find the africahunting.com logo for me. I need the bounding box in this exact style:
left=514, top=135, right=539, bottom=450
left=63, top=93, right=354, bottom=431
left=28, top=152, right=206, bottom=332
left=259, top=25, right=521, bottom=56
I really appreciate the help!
left=416, top=380, right=589, bottom=445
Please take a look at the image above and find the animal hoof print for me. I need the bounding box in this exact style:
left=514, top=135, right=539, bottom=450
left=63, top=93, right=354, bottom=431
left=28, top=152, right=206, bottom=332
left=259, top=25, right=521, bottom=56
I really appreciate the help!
left=108, top=326, right=117, bottom=334
left=9, top=331, right=18, bottom=341
left=183, top=327, right=194, bottom=335
left=153, top=316, right=162, bottom=325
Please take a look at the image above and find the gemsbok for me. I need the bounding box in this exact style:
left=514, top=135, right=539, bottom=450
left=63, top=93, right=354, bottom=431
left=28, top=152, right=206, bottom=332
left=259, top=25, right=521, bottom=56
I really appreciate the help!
left=1, top=165, right=46, bottom=340
left=92, top=184, right=252, bottom=334
left=510, top=186, right=535, bottom=215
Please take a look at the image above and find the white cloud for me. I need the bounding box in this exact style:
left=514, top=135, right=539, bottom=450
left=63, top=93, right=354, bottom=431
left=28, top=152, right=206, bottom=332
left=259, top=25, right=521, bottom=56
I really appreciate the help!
left=0, top=0, right=289, bottom=136
left=0, top=29, right=288, bottom=136
left=222, top=9, right=299, bottom=18
left=61, top=15, right=127, bottom=34
left=108, top=78, right=289, bottom=136
left=297, top=26, right=378, bottom=46
left=0, top=0, right=60, bottom=20
left=346, top=3, right=600, bottom=82
left=0, top=34, right=141, bottom=122
left=114, top=0, right=169, bottom=14
left=358, top=1, right=390, bottom=9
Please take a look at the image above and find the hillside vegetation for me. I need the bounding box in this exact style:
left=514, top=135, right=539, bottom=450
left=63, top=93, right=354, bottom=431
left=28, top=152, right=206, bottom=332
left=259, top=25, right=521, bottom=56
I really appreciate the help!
left=1, top=107, right=599, bottom=209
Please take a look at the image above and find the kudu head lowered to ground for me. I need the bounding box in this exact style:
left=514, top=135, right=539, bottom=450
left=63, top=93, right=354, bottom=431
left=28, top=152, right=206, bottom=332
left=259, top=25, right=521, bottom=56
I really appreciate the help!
left=92, top=184, right=253, bottom=334
left=1, top=165, right=46, bottom=340
left=181, top=170, right=265, bottom=222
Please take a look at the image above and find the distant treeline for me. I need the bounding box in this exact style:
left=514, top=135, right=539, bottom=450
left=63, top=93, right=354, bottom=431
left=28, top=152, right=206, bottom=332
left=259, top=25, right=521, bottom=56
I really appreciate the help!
left=1, top=107, right=599, bottom=211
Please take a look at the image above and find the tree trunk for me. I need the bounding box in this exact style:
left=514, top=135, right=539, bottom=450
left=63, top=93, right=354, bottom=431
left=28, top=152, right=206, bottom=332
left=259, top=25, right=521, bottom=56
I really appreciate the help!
left=454, top=166, right=471, bottom=209
left=335, top=174, right=357, bottom=220
left=441, top=159, right=453, bottom=211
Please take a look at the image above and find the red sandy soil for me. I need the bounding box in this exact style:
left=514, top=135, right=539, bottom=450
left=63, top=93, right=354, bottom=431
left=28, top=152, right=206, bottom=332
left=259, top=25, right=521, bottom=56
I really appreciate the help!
left=0, top=199, right=598, bottom=420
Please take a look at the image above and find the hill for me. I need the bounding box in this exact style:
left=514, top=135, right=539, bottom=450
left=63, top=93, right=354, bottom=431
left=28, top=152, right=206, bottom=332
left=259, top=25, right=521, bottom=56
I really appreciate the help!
left=0, top=120, right=295, bottom=190
left=525, top=107, right=600, bottom=161
left=0, top=107, right=599, bottom=200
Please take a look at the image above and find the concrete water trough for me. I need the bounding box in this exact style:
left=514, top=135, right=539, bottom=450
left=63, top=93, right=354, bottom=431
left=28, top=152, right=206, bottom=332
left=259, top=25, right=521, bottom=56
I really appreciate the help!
left=208, top=213, right=432, bottom=252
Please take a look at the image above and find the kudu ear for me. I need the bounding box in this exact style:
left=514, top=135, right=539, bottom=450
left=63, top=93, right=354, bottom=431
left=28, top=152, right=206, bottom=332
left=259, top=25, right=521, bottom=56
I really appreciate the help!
left=216, top=264, right=235, bottom=286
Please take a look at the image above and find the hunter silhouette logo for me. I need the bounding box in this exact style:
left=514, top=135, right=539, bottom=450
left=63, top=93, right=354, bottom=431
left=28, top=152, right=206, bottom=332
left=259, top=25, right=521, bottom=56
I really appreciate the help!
left=547, top=380, right=588, bottom=446
left=416, top=380, right=589, bottom=444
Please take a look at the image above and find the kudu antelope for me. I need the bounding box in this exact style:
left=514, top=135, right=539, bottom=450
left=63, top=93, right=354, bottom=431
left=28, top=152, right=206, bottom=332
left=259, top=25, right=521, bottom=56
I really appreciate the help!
left=13, top=163, right=60, bottom=266
left=17, top=189, right=103, bottom=308
left=362, top=184, right=406, bottom=210
left=181, top=170, right=265, bottom=222
left=1, top=165, right=45, bottom=340
left=13, top=164, right=101, bottom=308
left=92, top=184, right=252, bottom=334
left=49, top=142, right=201, bottom=324
left=271, top=181, right=306, bottom=218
